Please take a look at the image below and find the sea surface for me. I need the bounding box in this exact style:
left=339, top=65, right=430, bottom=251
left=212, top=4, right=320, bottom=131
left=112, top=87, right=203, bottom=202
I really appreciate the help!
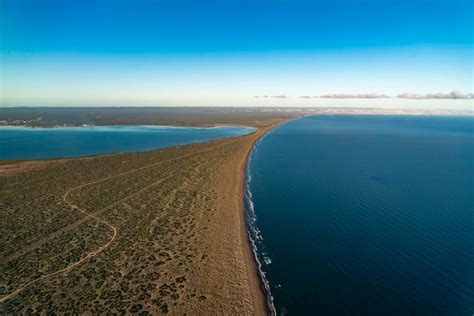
left=0, top=125, right=255, bottom=160
left=245, top=115, right=474, bottom=315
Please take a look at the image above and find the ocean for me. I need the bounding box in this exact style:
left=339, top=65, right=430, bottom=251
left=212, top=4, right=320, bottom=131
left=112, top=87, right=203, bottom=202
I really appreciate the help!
left=246, top=115, right=474, bottom=315
left=0, top=125, right=255, bottom=160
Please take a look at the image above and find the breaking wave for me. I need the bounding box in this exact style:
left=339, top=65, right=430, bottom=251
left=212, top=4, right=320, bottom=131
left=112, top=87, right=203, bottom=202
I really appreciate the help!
left=244, top=133, right=277, bottom=316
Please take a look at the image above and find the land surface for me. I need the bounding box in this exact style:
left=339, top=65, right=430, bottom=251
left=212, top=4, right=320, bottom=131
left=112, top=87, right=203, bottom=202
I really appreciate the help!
left=0, top=113, right=291, bottom=314
left=0, top=107, right=301, bottom=127
left=2, top=106, right=469, bottom=127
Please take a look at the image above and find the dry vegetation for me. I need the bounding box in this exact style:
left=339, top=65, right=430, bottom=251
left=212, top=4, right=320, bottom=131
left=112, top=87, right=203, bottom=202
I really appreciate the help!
left=0, top=118, right=286, bottom=314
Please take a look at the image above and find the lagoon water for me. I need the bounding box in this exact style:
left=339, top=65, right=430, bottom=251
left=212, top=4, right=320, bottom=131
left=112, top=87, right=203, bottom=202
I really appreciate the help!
left=0, top=125, right=255, bottom=160
left=246, top=115, right=474, bottom=315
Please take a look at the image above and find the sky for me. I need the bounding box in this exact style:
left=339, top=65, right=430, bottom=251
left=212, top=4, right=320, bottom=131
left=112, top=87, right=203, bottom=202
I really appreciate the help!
left=0, top=0, right=472, bottom=108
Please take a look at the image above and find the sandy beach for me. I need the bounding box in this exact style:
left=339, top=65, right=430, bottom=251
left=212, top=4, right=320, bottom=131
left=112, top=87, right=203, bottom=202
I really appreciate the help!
left=0, top=118, right=285, bottom=314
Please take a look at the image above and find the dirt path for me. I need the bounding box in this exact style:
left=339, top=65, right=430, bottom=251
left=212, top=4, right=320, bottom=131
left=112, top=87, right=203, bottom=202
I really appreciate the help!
left=0, top=137, right=244, bottom=304
left=0, top=187, right=118, bottom=304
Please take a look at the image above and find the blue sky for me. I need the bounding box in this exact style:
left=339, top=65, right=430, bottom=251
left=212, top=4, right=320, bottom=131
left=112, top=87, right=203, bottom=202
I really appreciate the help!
left=0, top=0, right=472, bottom=107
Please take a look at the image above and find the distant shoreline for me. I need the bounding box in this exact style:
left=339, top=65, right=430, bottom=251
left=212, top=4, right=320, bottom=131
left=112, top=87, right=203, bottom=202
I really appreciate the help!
left=0, top=106, right=471, bottom=129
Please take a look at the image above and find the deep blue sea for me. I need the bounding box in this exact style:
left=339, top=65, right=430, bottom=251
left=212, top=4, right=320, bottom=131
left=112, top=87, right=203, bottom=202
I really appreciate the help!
left=246, top=115, right=474, bottom=315
left=0, top=125, right=255, bottom=160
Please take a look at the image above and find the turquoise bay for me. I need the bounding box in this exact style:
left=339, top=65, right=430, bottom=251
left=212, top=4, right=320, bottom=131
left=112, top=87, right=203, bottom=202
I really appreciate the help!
left=0, top=125, right=255, bottom=160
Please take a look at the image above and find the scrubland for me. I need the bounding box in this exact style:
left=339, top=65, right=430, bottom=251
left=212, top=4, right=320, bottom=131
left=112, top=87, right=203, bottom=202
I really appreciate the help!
left=0, top=118, right=285, bottom=314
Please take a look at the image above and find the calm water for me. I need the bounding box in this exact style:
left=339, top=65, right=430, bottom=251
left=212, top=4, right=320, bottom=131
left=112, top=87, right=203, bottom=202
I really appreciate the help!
left=0, top=125, right=255, bottom=160
left=246, top=115, right=474, bottom=315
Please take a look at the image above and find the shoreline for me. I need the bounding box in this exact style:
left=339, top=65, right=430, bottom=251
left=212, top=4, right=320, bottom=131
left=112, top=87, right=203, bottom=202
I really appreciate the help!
left=239, top=120, right=289, bottom=315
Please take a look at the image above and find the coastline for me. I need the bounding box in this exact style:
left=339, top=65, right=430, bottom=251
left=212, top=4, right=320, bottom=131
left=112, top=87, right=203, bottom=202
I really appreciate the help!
left=239, top=120, right=289, bottom=315
left=238, top=138, right=267, bottom=315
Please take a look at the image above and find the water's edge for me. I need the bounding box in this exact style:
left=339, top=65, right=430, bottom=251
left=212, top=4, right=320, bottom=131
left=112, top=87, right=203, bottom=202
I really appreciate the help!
left=244, top=134, right=276, bottom=315
left=243, top=118, right=301, bottom=315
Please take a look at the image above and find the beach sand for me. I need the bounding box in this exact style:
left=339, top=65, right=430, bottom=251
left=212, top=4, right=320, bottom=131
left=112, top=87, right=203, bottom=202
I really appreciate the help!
left=0, top=119, right=284, bottom=314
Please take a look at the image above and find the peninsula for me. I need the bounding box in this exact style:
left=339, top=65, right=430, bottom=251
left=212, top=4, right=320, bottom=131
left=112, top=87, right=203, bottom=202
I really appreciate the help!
left=0, top=111, right=293, bottom=314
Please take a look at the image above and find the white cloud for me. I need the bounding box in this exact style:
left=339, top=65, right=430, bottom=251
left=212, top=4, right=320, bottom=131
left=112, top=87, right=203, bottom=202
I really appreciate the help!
left=398, top=90, right=473, bottom=99
left=319, top=93, right=390, bottom=99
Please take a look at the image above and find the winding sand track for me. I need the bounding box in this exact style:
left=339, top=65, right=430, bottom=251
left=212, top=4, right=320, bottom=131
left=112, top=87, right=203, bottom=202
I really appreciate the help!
left=0, top=138, right=241, bottom=304
left=0, top=186, right=117, bottom=304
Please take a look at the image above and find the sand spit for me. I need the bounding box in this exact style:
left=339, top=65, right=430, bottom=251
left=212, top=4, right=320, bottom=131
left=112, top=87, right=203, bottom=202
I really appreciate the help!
left=0, top=119, right=284, bottom=314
